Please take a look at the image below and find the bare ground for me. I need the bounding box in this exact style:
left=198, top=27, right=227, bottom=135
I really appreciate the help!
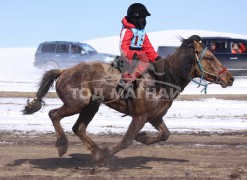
left=0, top=132, right=246, bottom=179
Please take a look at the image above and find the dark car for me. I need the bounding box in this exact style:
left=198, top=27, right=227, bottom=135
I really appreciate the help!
left=157, top=37, right=247, bottom=76
left=34, top=41, right=116, bottom=70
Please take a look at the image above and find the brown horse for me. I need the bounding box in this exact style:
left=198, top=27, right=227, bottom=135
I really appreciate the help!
left=23, top=35, right=234, bottom=162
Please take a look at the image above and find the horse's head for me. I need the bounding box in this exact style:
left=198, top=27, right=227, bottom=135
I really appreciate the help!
left=188, top=35, right=234, bottom=88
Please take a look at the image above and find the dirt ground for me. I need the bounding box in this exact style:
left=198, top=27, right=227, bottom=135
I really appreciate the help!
left=0, top=132, right=246, bottom=179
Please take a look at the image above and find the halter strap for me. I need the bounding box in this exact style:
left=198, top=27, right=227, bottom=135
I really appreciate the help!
left=217, top=65, right=228, bottom=76
left=192, top=47, right=228, bottom=94
left=192, top=47, right=208, bottom=93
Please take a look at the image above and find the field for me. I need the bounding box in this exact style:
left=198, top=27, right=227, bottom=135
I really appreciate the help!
left=1, top=132, right=247, bottom=179
left=0, top=83, right=247, bottom=179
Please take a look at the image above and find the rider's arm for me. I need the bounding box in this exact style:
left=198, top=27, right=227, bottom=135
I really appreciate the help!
left=142, top=34, right=159, bottom=62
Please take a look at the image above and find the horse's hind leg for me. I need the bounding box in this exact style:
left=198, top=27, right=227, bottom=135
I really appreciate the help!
left=49, top=105, right=81, bottom=157
left=135, top=118, right=170, bottom=145
left=72, top=104, right=101, bottom=158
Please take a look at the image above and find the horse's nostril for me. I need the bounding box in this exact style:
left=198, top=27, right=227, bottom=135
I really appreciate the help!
left=228, top=78, right=234, bottom=86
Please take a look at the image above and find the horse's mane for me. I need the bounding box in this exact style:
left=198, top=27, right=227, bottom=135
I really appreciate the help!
left=150, top=35, right=202, bottom=91
left=179, top=35, right=201, bottom=48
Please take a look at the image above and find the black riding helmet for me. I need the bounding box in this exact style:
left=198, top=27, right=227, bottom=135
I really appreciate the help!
left=127, top=3, right=151, bottom=18
left=126, top=3, right=151, bottom=29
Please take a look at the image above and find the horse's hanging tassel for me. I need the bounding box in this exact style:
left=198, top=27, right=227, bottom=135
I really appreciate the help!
left=23, top=97, right=43, bottom=115
left=200, top=83, right=208, bottom=94
left=191, top=78, right=209, bottom=94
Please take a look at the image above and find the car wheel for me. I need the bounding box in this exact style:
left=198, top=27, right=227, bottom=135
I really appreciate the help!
left=42, top=61, right=59, bottom=71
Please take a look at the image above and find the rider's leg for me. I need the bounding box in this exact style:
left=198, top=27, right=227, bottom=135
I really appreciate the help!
left=118, top=53, right=150, bottom=89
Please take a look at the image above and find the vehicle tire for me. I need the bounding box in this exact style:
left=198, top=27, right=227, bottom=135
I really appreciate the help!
left=42, top=61, right=59, bottom=71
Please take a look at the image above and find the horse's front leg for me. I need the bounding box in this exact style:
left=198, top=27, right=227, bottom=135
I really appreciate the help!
left=95, top=116, right=146, bottom=161
left=135, top=118, right=170, bottom=145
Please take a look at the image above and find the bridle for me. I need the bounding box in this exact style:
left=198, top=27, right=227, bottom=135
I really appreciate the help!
left=191, top=46, right=228, bottom=93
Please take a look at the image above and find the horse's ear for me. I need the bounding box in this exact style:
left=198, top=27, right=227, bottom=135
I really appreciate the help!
left=193, top=40, right=201, bottom=53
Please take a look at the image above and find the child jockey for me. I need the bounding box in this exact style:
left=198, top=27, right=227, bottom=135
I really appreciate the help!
left=118, top=3, right=161, bottom=89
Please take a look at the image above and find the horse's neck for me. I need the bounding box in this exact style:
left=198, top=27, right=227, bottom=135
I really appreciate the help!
left=154, top=51, right=194, bottom=93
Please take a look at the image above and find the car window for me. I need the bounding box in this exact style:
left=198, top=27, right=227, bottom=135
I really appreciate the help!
left=41, top=44, right=56, bottom=53
left=81, top=44, right=97, bottom=53
left=71, top=45, right=82, bottom=54
left=211, top=41, right=227, bottom=53
left=56, top=44, right=69, bottom=53
left=230, top=41, right=247, bottom=54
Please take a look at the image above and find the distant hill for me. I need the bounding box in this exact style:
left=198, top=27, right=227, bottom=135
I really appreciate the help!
left=85, top=29, right=247, bottom=55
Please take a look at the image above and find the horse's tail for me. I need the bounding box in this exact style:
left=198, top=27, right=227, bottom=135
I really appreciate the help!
left=23, top=69, right=62, bottom=115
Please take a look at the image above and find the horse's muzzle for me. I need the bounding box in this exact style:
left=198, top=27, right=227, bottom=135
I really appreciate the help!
left=219, top=72, right=234, bottom=88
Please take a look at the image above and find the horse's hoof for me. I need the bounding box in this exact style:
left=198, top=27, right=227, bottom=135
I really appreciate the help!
left=55, top=138, right=68, bottom=157
left=92, top=146, right=110, bottom=162
left=57, top=144, right=68, bottom=157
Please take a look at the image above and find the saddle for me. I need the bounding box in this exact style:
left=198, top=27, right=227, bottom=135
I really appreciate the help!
left=112, top=56, right=158, bottom=93
left=112, top=55, right=133, bottom=73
